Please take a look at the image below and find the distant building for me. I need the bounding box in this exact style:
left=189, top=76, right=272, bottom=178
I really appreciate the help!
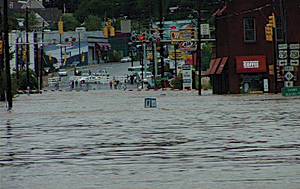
left=207, top=0, right=300, bottom=94
left=7, top=0, right=62, bottom=29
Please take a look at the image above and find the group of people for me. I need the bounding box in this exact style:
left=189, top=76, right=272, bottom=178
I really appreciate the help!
left=109, top=79, right=127, bottom=91
left=69, top=80, right=89, bottom=90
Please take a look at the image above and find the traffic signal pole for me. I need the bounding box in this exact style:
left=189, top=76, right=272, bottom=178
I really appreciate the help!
left=271, top=1, right=278, bottom=94
left=159, top=0, right=164, bottom=78
left=4, top=0, right=13, bottom=109
left=197, top=1, right=202, bottom=95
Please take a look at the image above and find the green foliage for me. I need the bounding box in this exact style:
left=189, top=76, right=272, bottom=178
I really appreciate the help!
left=62, top=14, right=81, bottom=31
left=13, top=69, right=39, bottom=90
left=170, top=76, right=183, bottom=89
left=202, top=42, right=212, bottom=53
left=111, top=50, right=123, bottom=62
left=10, top=12, right=39, bottom=31
left=83, top=15, right=102, bottom=31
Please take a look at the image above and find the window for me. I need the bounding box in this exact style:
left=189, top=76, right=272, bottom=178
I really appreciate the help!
left=276, top=18, right=284, bottom=41
left=9, top=2, right=13, bottom=9
left=243, top=18, right=256, bottom=42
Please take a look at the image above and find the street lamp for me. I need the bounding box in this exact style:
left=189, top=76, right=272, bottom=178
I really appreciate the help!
left=76, top=27, right=86, bottom=66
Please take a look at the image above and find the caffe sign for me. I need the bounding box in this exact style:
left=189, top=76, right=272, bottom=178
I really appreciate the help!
left=243, top=61, right=259, bottom=69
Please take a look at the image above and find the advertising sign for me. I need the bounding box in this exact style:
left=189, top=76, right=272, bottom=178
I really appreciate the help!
left=152, top=20, right=195, bottom=40
left=182, top=64, right=192, bottom=89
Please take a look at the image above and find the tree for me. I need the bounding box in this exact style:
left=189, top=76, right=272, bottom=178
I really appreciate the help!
left=10, top=12, right=39, bottom=31
left=62, top=13, right=81, bottom=31
left=83, top=15, right=102, bottom=31
left=13, top=69, right=39, bottom=90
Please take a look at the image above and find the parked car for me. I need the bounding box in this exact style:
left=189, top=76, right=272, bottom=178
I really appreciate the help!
left=75, top=67, right=83, bottom=76
left=79, top=75, right=99, bottom=84
left=82, top=69, right=91, bottom=76
left=58, top=69, right=68, bottom=76
left=44, top=67, right=51, bottom=75
left=97, top=70, right=109, bottom=76
left=121, top=56, right=132, bottom=63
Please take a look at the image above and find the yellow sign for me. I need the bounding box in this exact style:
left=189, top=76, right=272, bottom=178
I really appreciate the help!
left=169, top=50, right=184, bottom=60
left=184, top=54, right=193, bottom=60
left=269, top=65, right=274, bottom=75
left=148, top=52, right=153, bottom=60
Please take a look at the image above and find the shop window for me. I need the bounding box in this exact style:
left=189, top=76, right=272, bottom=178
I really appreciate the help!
left=276, top=18, right=284, bottom=42
left=243, top=18, right=256, bottom=42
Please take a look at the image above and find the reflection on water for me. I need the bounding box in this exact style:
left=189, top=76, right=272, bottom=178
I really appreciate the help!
left=1, top=91, right=300, bottom=189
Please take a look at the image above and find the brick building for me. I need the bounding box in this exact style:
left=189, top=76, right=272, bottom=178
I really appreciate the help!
left=206, top=0, right=300, bottom=94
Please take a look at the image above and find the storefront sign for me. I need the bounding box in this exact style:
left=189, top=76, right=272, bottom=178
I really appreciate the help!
left=236, top=56, right=267, bottom=73
left=243, top=61, right=259, bottom=68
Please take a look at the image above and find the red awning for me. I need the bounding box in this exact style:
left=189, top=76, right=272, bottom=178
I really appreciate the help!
left=204, top=59, right=216, bottom=75
left=236, top=56, right=267, bottom=73
left=96, top=42, right=111, bottom=51
left=209, top=58, right=222, bottom=75
left=212, top=9, right=220, bottom=18
left=216, top=57, right=228, bottom=74
left=218, top=6, right=227, bottom=15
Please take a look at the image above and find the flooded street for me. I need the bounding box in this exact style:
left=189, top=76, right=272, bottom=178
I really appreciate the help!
left=1, top=90, right=300, bottom=189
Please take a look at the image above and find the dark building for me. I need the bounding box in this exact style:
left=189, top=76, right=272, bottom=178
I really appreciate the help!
left=206, top=0, right=300, bottom=94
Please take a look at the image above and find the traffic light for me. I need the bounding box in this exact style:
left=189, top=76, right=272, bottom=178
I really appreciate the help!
left=0, top=40, right=2, bottom=54
left=190, top=28, right=196, bottom=40
left=148, top=36, right=154, bottom=42
left=139, top=35, right=144, bottom=41
left=268, top=13, right=276, bottom=28
left=103, top=19, right=115, bottom=37
left=103, top=27, right=108, bottom=37
left=141, top=32, right=146, bottom=42
left=58, top=20, right=63, bottom=34
left=156, top=37, right=161, bottom=42
left=81, top=53, right=85, bottom=62
left=265, top=26, right=273, bottom=42
left=130, top=35, right=137, bottom=42
left=48, top=54, right=52, bottom=60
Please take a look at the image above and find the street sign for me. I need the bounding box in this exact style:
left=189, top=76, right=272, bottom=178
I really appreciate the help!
left=281, top=86, right=300, bottom=96
left=278, top=44, right=288, bottom=50
left=284, top=66, right=294, bottom=72
left=284, top=71, right=294, bottom=81
left=201, top=24, right=210, bottom=35
left=290, top=59, right=299, bottom=66
left=290, top=50, right=299, bottom=59
left=182, top=64, right=192, bottom=89
left=278, top=50, right=288, bottom=59
left=278, top=59, right=288, bottom=66
left=284, top=81, right=293, bottom=87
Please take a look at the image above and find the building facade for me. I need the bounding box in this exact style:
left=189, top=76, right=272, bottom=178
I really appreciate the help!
left=206, top=0, right=300, bottom=94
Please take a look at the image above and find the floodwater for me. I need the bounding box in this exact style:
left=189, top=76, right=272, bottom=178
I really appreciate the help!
left=0, top=90, right=300, bottom=189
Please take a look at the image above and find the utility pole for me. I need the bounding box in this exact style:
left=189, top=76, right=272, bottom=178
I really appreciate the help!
left=26, top=6, right=30, bottom=88
left=40, top=22, right=45, bottom=90
left=0, top=5, right=5, bottom=102
left=159, top=0, right=164, bottom=78
left=271, top=0, right=278, bottom=94
left=4, top=0, right=13, bottom=109
left=197, top=1, right=202, bottom=95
